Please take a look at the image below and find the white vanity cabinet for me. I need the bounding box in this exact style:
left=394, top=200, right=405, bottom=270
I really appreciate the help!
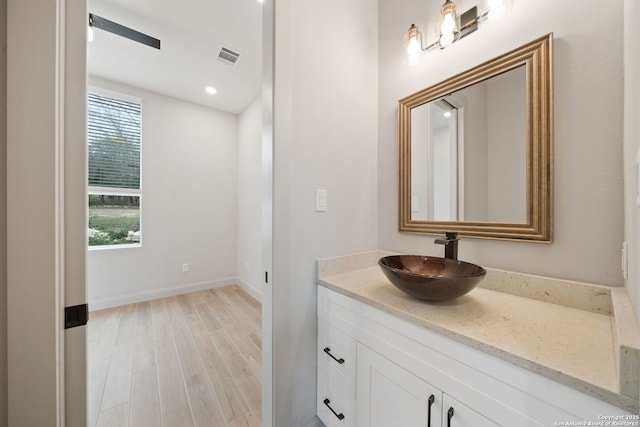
left=316, top=285, right=629, bottom=427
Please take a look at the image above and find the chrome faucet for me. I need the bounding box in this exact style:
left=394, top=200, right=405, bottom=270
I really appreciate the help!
left=434, top=232, right=459, bottom=260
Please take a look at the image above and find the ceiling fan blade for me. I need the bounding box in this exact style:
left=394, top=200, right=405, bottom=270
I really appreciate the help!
left=89, top=13, right=161, bottom=50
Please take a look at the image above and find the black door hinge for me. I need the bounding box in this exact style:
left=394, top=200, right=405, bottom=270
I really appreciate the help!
left=64, top=304, right=88, bottom=329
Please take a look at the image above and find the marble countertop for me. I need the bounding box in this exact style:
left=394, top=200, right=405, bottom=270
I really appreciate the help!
left=316, top=251, right=640, bottom=413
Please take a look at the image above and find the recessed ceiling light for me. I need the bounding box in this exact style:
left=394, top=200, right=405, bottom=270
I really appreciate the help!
left=257, top=0, right=264, bottom=3
left=205, top=86, right=218, bottom=95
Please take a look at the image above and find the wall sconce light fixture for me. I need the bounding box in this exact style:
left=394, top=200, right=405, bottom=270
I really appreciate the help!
left=404, top=0, right=512, bottom=65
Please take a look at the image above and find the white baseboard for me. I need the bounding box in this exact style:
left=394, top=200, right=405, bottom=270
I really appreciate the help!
left=88, top=277, right=238, bottom=311
left=235, top=278, right=263, bottom=303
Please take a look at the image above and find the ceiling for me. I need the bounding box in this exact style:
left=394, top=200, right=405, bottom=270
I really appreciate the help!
left=88, top=0, right=263, bottom=114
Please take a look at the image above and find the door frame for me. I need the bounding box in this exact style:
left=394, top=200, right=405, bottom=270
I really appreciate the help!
left=261, top=0, right=275, bottom=426
left=6, top=0, right=87, bottom=425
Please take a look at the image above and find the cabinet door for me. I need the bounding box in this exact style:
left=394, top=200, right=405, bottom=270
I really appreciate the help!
left=356, top=343, right=442, bottom=427
left=442, top=394, right=500, bottom=427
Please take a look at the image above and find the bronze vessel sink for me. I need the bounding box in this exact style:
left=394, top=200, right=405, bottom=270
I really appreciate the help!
left=378, top=255, right=486, bottom=302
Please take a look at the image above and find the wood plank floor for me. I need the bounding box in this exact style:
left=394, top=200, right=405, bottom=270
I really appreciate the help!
left=88, top=285, right=262, bottom=427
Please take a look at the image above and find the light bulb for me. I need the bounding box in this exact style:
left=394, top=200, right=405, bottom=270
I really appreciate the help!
left=441, top=12, right=456, bottom=34
left=407, top=36, right=421, bottom=57
left=438, top=1, right=458, bottom=48
left=439, top=31, right=455, bottom=48
left=205, top=86, right=217, bottom=95
left=404, top=24, right=424, bottom=65
left=407, top=37, right=422, bottom=65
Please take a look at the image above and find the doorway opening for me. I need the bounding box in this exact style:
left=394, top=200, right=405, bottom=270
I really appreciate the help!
left=84, top=1, right=271, bottom=425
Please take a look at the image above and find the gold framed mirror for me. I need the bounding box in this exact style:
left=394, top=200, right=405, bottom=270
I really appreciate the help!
left=398, top=34, right=553, bottom=242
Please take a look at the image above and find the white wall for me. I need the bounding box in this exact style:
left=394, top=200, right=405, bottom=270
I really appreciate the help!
left=237, top=96, right=263, bottom=300
left=271, top=0, right=379, bottom=424
left=624, top=0, right=640, bottom=321
left=88, top=77, right=239, bottom=309
left=378, top=0, right=625, bottom=286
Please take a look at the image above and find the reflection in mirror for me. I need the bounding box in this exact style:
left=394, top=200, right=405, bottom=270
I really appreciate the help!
left=399, top=34, right=553, bottom=241
left=410, top=66, right=527, bottom=223
left=410, top=99, right=459, bottom=221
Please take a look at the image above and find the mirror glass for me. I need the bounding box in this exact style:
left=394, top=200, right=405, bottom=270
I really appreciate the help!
left=399, top=34, right=553, bottom=241
left=410, top=66, right=526, bottom=223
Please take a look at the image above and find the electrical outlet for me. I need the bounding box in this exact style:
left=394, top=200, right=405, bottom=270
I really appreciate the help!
left=182, top=263, right=189, bottom=273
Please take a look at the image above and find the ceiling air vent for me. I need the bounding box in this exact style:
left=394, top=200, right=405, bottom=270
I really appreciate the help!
left=217, top=47, right=240, bottom=65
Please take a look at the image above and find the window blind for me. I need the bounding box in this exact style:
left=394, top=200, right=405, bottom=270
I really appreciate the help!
left=88, top=93, right=141, bottom=189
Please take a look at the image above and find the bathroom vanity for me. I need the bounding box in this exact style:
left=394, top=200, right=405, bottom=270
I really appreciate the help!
left=316, top=251, right=640, bottom=427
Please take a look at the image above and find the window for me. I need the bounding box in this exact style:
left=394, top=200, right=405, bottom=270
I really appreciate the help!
left=88, top=90, right=142, bottom=247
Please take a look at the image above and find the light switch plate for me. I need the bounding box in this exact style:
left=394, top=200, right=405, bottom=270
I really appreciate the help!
left=315, top=189, right=327, bottom=212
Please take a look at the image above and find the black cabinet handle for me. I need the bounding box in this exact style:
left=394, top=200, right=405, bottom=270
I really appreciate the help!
left=427, top=394, right=435, bottom=427
left=447, top=407, right=454, bottom=427
left=323, top=398, right=345, bottom=420
left=323, top=347, right=345, bottom=364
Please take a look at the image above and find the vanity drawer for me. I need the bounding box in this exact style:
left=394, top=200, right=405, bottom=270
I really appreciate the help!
left=318, top=319, right=356, bottom=383
left=317, top=365, right=355, bottom=427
